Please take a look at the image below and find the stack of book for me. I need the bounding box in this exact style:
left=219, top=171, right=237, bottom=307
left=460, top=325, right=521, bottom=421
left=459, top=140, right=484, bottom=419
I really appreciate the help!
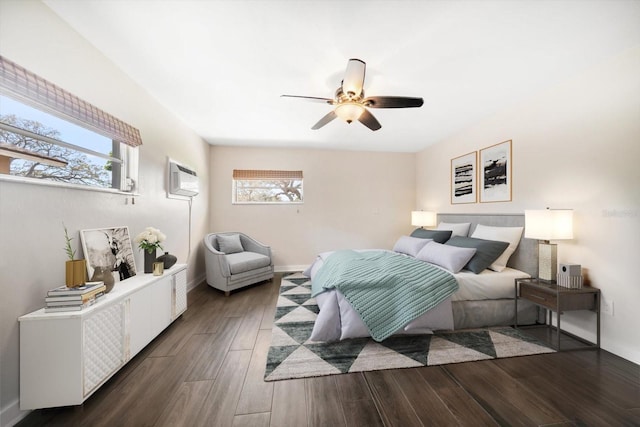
left=45, top=281, right=107, bottom=313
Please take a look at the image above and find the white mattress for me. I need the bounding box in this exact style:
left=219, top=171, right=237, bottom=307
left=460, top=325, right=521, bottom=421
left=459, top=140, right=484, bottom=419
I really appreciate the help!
left=452, top=267, right=530, bottom=301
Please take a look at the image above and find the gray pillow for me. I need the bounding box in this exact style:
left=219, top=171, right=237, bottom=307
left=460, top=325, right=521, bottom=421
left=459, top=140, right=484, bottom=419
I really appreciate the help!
left=409, top=228, right=452, bottom=244
left=445, top=236, right=509, bottom=274
left=217, top=234, right=244, bottom=254
left=416, top=241, right=477, bottom=273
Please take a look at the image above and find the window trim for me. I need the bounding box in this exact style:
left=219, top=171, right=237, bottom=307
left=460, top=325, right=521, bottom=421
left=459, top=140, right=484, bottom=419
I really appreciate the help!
left=0, top=172, right=140, bottom=196
left=0, top=122, right=122, bottom=164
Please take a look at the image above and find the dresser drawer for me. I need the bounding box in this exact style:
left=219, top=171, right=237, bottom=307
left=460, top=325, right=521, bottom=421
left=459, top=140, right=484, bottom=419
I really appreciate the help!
left=520, top=284, right=556, bottom=309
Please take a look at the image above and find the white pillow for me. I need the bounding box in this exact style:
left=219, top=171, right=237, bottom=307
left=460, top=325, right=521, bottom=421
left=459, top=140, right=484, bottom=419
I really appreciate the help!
left=436, top=222, right=471, bottom=237
left=392, top=236, right=432, bottom=257
left=309, top=291, right=341, bottom=342
left=470, top=224, right=523, bottom=272
left=416, top=241, right=477, bottom=273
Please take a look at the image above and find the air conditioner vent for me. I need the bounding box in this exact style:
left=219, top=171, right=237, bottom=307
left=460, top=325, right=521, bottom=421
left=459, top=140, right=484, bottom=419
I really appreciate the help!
left=168, top=161, right=199, bottom=197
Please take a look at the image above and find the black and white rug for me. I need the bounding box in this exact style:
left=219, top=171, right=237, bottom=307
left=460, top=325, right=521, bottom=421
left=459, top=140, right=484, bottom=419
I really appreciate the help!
left=264, top=273, right=555, bottom=382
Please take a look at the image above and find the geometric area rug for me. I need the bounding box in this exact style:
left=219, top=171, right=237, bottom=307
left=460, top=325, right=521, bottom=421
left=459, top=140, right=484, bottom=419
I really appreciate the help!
left=264, top=272, right=555, bottom=382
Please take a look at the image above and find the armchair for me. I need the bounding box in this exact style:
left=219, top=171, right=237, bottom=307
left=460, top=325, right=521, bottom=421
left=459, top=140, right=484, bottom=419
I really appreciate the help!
left=203, top=232, right=274, bottom=296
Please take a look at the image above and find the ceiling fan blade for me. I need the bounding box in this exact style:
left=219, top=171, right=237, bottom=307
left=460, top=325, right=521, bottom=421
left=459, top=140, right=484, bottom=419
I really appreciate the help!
left=311, top=111, right=337, bottom=130
left=363, top=96, right=424, bottom=108
left=342, top=58, right=366, bottom=97
left=358, top=108, right=381, bottom=131
left=281, top=95, right=335, bottom=105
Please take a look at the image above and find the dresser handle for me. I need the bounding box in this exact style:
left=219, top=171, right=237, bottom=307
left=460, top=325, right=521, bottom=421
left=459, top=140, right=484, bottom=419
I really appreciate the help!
left=529, top=294, right=547, bottom=301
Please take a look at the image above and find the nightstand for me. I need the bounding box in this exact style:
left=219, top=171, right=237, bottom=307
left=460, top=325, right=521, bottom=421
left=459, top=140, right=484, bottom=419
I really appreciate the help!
left=515, top=278, right=600, bottom=350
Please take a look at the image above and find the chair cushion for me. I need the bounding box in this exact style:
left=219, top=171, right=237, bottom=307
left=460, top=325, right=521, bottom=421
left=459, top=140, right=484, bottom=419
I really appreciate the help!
left=218, top=234, right=244, bottom=254
left=226, top=251, right=271, bottom=274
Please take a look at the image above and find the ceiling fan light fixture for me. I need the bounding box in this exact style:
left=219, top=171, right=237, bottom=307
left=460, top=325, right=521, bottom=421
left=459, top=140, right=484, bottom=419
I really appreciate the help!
left=334, top=102, right=364, bottom=124
left=282, top=58, right=423, bottom=130
left=342, top=59, right=366, bottom=97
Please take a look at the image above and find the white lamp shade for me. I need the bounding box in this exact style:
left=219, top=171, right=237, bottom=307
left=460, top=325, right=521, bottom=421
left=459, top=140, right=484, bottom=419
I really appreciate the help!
left=411, top=211, right=437, bottom=227
left=342, top=59, right=365, bottom=97
left=524, top=209, right=574, bottom=241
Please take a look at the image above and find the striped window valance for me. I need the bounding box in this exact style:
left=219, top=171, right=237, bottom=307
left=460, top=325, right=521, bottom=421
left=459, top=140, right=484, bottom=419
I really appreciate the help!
left=233, top=169, right=303, bottom=180
left=0, top=55, right=142, bottom=147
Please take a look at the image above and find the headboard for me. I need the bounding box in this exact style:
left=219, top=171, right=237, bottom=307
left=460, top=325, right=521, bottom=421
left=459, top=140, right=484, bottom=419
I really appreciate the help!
left=437, top=213, right=537, bottom=277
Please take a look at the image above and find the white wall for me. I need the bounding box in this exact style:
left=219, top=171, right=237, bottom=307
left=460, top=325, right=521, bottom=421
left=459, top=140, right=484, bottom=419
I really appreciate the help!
left=0, top=2, right=210, bottom=425
left=210, top=146, right=416, bottom=269
left=416, top=47, right=640, bottom=364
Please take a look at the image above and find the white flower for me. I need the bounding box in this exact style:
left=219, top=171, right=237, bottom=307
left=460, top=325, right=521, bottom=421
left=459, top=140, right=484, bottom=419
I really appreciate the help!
left=135, top=227, right=166, bottom=252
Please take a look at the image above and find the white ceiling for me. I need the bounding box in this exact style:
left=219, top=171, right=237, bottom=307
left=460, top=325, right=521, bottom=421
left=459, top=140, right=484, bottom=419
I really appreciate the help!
left=43, top=0, right=639, bottom=153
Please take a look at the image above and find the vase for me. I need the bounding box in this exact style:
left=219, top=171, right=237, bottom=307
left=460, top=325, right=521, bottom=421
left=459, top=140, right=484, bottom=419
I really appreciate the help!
left=90, top=266, right=116, bottom=293
left=144, top=249, right=157, bottom=274
left=156, top=252, right=177, bottom=269
left=65, top=259, right=86, bottom=288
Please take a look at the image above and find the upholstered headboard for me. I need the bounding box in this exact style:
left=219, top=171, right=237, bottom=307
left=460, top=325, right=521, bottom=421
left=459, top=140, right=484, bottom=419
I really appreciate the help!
left=437, top=213, right=537, bottom=277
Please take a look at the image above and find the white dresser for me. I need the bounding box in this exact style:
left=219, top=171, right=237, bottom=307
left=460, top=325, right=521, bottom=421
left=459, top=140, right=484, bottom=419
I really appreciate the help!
left=18, top=264, right=188, bottom=410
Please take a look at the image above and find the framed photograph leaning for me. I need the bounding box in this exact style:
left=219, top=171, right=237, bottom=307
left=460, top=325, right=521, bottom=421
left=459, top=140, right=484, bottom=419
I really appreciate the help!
left=451, top=151, right=477, bottom=204
left=80, top=226, right=137, bottom=282
left=480, top=140, right=512, bottom=203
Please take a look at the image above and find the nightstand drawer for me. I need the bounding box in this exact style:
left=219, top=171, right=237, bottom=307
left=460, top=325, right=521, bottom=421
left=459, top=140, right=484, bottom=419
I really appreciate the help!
left=520, top=285, right=556, bottom=309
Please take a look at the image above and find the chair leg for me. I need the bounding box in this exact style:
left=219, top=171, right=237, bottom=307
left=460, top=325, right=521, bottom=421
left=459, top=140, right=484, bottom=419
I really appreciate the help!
left=225, top=290, right=230, bottom=297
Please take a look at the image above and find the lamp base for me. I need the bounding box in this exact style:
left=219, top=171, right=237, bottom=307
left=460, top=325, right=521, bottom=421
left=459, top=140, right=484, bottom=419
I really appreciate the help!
left=538, top=242, right=557, bottom=282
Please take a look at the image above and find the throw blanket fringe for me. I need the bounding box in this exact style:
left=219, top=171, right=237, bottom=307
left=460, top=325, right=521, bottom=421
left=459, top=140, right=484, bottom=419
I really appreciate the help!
left=312, top=250, right=459, bottom=341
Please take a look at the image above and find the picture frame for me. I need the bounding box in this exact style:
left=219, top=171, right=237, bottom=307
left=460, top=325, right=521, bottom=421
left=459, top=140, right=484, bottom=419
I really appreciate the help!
left=80, top=226, right=137, bottom=282
left=451, top=151, right=477, bottom=204
left=479, top=140, right=512, bottom=203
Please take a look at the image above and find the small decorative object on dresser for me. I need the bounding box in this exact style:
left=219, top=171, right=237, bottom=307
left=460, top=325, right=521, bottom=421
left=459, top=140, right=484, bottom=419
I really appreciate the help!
left=153, top=261, right=164, bottom=276
left=81, top=226, right=137, bottom=281
left=134, top=227, right=166, bottom=273
left=557, top=263, right=583, bottom=288
left=157, top=252, right=177, bottom=269
left=63, top=223, right=86, bottom=288
left=90, top=265, right=116, bottom=293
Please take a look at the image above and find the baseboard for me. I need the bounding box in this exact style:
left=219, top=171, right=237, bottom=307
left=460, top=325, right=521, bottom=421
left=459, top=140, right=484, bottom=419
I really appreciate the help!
left=274, top=265, right=308, bottom=273
left=187, top=272, right=206, bottom=292
left=1, top=398, right=27, bottom=427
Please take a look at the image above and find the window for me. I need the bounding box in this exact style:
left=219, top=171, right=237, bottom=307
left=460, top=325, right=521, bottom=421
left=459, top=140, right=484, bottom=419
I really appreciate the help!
left=0, top=56, right=141, bottom=192
left=233, top=169, right=303, bottom=204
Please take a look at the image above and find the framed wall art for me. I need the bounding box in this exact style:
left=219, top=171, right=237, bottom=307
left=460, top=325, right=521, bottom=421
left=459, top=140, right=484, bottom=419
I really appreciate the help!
left=479, top=140, right=512, bottom=203
left=451, top=151, right=477, bottom=204
left=80, top=226, right=137, bottom=282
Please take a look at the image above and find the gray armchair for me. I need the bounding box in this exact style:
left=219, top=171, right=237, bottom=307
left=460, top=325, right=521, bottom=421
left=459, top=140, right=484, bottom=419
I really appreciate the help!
left=203, top=232, right=274, bottom=296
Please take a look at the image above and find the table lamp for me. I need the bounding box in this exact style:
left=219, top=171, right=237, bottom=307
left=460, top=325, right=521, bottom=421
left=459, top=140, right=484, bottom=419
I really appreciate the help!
left=411, top=211, right=436, bottom=229
left=524, top=209, right=573, bottom=282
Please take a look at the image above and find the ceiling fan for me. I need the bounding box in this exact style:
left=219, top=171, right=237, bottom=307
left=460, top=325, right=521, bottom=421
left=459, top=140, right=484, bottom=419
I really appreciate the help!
left=282, top=58, right=423, bottom=131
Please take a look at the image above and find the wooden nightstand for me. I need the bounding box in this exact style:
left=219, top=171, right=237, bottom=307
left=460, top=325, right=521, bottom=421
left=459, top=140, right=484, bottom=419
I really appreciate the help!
left=515, top=278, right=600, bottom=350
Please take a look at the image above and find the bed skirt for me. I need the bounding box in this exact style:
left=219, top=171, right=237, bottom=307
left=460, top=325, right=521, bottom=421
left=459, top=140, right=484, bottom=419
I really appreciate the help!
left=453, top=299, right=538, bottom=330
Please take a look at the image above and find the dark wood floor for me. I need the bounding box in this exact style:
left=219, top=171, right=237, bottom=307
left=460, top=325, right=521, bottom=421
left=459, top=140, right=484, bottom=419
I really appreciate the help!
left=18, top=273, right=640, bottom=427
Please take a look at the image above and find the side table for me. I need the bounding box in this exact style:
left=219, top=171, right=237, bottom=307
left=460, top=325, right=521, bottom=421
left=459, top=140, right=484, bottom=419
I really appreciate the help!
left=515, top=278, right=600, bottom=350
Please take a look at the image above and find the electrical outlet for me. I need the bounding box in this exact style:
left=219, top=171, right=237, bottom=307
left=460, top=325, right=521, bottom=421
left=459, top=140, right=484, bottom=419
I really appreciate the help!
left=601, top=298, right=614, bottom=316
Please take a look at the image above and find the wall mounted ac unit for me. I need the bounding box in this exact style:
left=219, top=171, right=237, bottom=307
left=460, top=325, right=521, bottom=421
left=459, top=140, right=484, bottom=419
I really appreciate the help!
left=169, top=161, right=199, bottom=197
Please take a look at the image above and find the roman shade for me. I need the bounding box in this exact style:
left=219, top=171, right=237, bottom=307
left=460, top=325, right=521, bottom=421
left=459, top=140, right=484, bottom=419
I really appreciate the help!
left=0, top=55, right=142, bottom=147
left=233, top=169, right=303, bottom=180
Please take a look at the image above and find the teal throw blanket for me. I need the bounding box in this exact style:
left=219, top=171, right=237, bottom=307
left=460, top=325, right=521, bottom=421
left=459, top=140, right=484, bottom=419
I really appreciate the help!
left=312, top=250, right=458, bottom=341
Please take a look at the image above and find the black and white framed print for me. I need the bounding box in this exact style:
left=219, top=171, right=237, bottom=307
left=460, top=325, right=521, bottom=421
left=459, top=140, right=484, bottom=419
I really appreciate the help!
left=480, top=140, right=512, bottom=203
left=80, top=226, right=137, bottom=282
left=451, top=151, right=477, bottom=204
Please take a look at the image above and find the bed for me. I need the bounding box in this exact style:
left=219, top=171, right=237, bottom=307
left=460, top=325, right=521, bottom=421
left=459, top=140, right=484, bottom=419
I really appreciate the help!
left=305, top=213, right=539, bottom=342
